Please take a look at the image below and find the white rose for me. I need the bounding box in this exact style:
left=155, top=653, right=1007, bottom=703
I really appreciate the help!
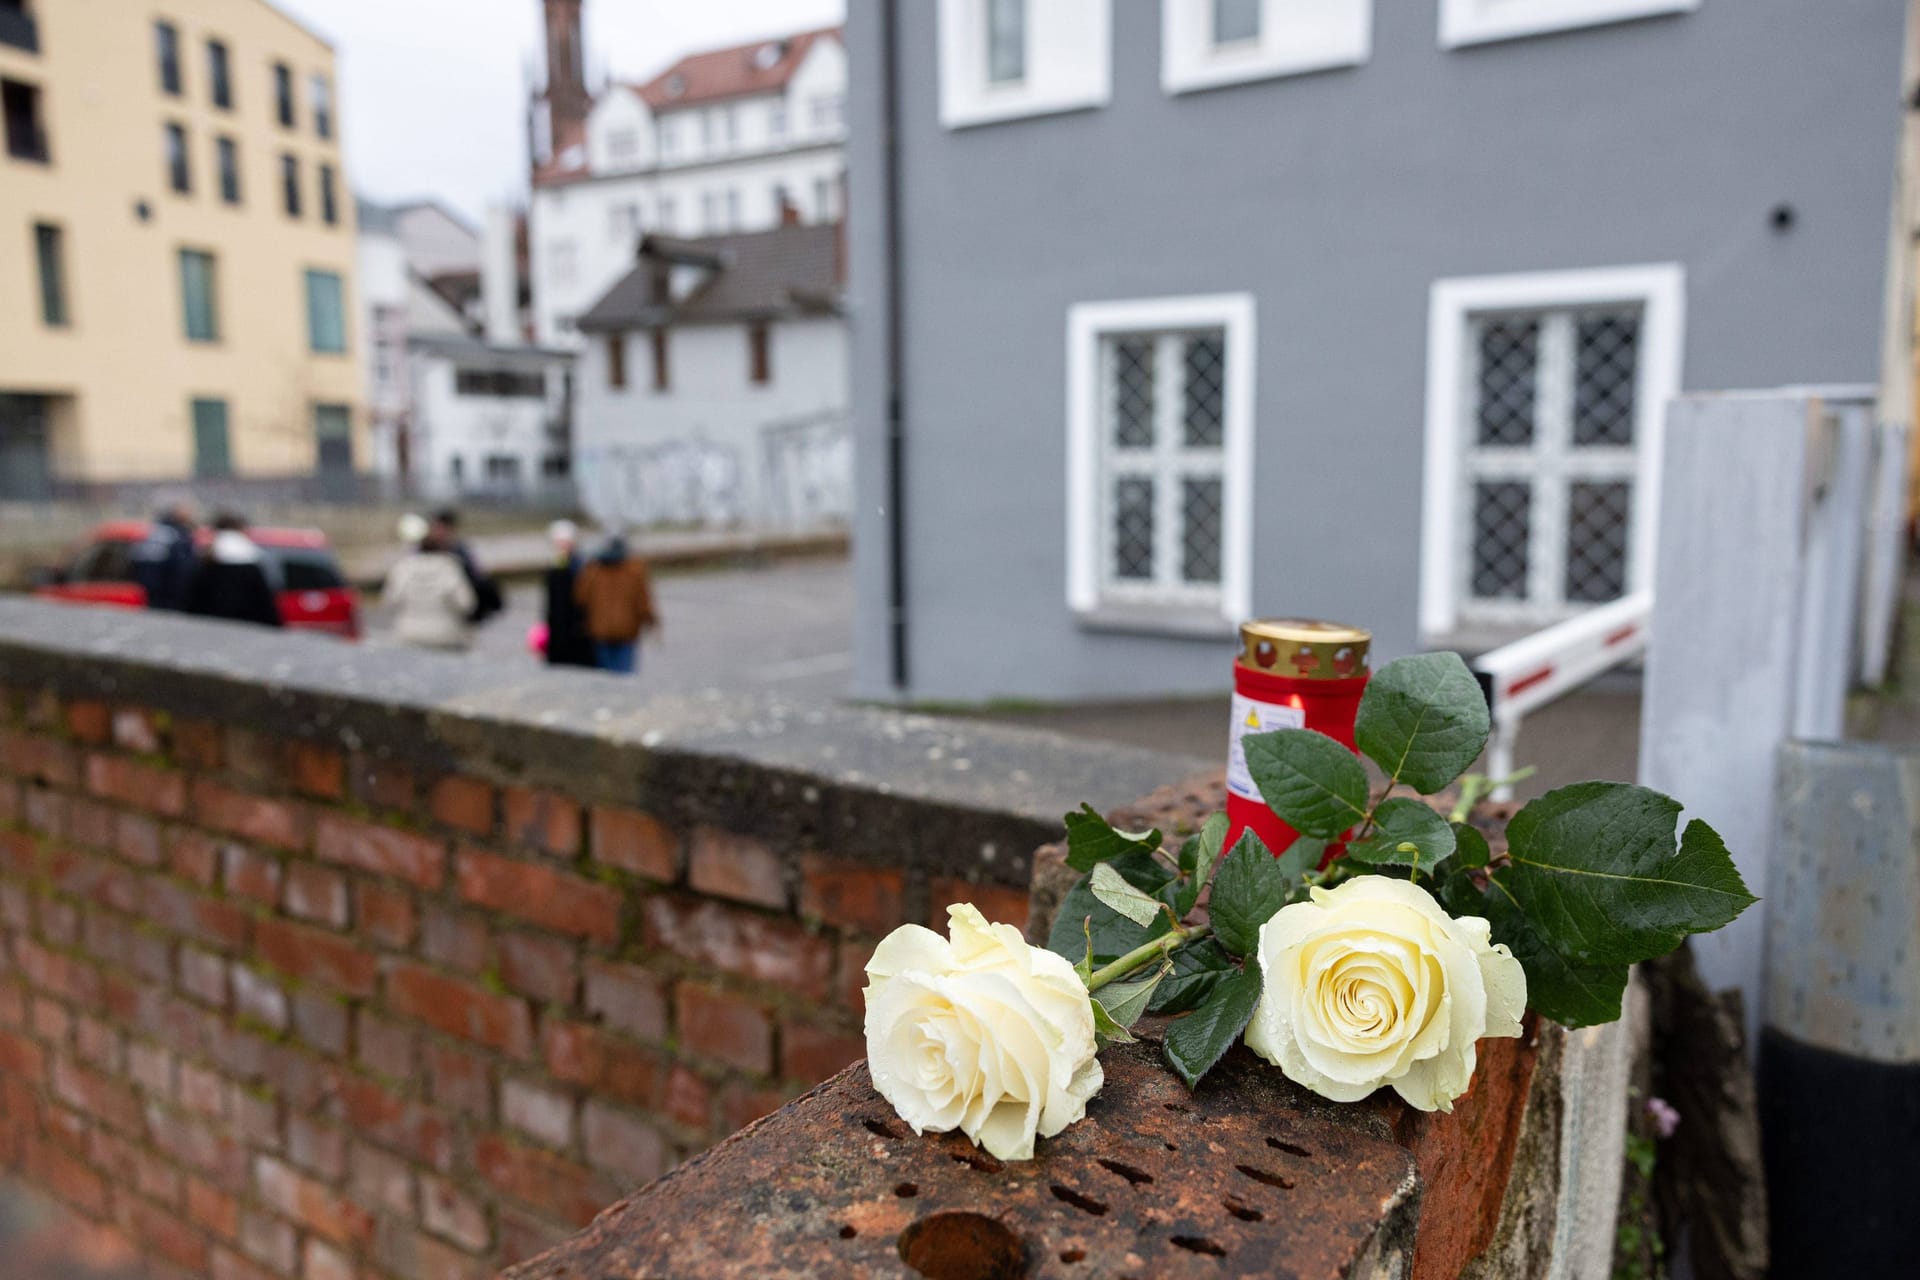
left=864, top=903, right=1103, bottom=1160
left=1244, top=875, right=1526, bottom=1112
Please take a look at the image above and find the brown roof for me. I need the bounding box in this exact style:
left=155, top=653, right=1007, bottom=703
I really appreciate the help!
left=576, top=224, right=843, bottom=332
left=634, top=27, right=840, bottom=111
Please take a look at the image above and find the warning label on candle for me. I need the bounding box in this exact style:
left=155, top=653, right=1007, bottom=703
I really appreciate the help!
left=1226, top=693, right=1306, bottom=801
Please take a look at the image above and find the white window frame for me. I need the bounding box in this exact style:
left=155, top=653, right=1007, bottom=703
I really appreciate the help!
left=938, top=0, right=1111, bottom=130
left=1440, top=0, right=1699, bottom=50
left=1162, top=0, right=1372, bottom=95
left=1067, top=293, right=1255, bottom=629
left=1419, top=264, right=1685, bottom=638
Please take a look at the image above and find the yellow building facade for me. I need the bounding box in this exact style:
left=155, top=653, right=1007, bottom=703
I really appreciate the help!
left=0, top=0, right=362, bottom=497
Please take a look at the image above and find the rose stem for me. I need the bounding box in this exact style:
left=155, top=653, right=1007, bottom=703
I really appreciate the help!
left=1086, top=925, right=1212, bottom=994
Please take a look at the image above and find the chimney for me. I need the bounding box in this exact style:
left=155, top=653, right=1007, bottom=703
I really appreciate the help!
left=481, top=205, right=519, bottom=346
left=542, top=0, right=590, bottom=157
left=780, top=193, right=802, bottom=227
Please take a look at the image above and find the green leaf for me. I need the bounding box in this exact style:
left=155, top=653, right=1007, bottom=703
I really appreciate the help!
left=1496, top=784, right=1756, bottom=966
left=1046, top=849, right=1174, bottom=966
left=1091, top=998, right=1135, bottom=1045
left=1210, top=830, right=1310, bottom=958
left=1353, top=652, right=1491, bottom=794
left=1477, top=877, right=1629, bottom=1028
left=1164, top=966, right=1263, bottom=1090
left=1241, top=729, right=1369, bottom=839
left=1344, top=798, right=1457, bottom=875
left=1173, top=812, right=1230, bottom=917
left=1064, top=803, right=1162, bottom=873
left=1146, top=938, right=1235, bottom=1014
left=1095, top=968, right=1165, bottom=1034
left=1091, top=863, right=1164, bottom=929
left=1453, top=823, right=1491, bottom=870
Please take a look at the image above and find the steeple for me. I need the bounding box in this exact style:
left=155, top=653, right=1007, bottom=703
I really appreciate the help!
left=534, top=0, right=589, bottom=168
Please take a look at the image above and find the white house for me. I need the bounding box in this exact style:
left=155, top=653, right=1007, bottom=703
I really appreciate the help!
left=572, top=224, right=848, bottom=531
left=526, top=14, right=847, bottom=349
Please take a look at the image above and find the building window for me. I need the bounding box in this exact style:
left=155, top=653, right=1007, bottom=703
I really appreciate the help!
left=207, top=39, right=232, bottom=109
left=273, top=62, right=294, bottom=128
left=658, top=196, right=676, bottom=233
left=454, top=368, right=545, bottom=397
left=814, top=175, right=835, bottom=222
left=1067, top=293, right=1254, bottom=624
left=718, top=105, right=737, bottom=150
left=1440, top=0, right=1699, bottom=49
left=179, top=248, right=219, bottom=342
left=651, top=329, right=670, bottom=392
left=769, top=100, right=787, bottom=139
left=657, top=117, right=677, bottom=160
left=810, top=94, right=844, bottom=131
left=311, top=74, right=332, bottom=139
left=314, top=403, right=353, bottom=475
left=609, top=201, right=639, bottom=243
left=549, top=239, right=576, bottom=286
left=748, top=323, right=771, bottom=386
left=938, top=0, right=1111, bottom=129
left=606, top=334, right=627, bottom=389
left=724, top=189, right=740, bottom=231
left=986, top=0, right=1026, bottom=83
left=156, top=21, right=181, bottom=96
left=164, top=122, right=190, bottom=193
left=191, top=398, right=231, bottom=478
left=1, top=1, right=40, bottom=55
left=1419, top=265, right=1684, bottom=637
left=1163, top=0, right=1371, bottom=94
left=700, top=191, right=719, bottom=232
left=305, top=269, right=345, bottom=353
left=33, top=222, right=66, bottom=327
left=4, top=78, right=49, bottom=163
left=607, top=126, right=638, bottom=165
left=318, top=162, right=337, bottom=224
left=281, top=153, right=300, bottom=216
left=217, top=135, right=240, bottom=203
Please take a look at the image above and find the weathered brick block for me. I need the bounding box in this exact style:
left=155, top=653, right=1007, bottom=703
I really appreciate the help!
left=29, top=1138, right=108, bottom=1217
left=32, top=994, right=73, bottom=1043
left=688, top=826, right=787, bottom=909
left=641, top=895, right=834, bottom=1000
left=354, top=880, right=417, bottom=948
left=0, top=1029, right=46, bottom=1082
left=192, top=781, right=307, bottom=850
left=230, top=965, right=290, bottom=1033
left=302, top=1239, right=354, bottom=1280
left=290, top=989, right=351, bottom=1056
left=582, top=1099, right=670, bottom=1185
left=351, top=755, right=415, bottom=813
left=287, top=742, right=346, bottom=800
left=127, top=1040, right=172, bottom=1097
left=36, top=894, right=79, bottom=946
left=254, top=1154, right=372, bottom=1246
left=590, top=805, right=680, bottom=882
left=111, top=707, right=163, bottom=755
left=283, top=863, right=349, bottom=927
left=64, top=699, right=112, bottom=745
left=376, top=1218, right=490, bottom=1280
left=389, top=962, right=533, bottom=1059
left=348, top=1141, right=416, bottom=1216
left=17, top=937, right=103, bottom=1005
left=420, top=1173, right=493, bottom=1252
left=179, top=946, right=230, bottom=1008
left=186, top=1175, right=240, bottom=1241
left=169, top=719, right=223, bottom=771
left=455, top=848, right=621, bottom=943
left=286, top=1112, right=347, bottom=1182
left=675, top=984, right=774, bottom=1075
left=113, top=811, right=164, bottom=867
left=502, top=1076, right=576, bottom=1149
left=84, top=753, right=186, bottom=816
left=126, top=1192, right=210, bottom=1272
left=930, top=877, right=1029, bottom=932
left=498, top=931, right=580, bottom=1003
left=799, top=855, right=906, bottom=935
left=178, top=1060, right=229, bottom=1118
left=53, top=1056, right=141, bottom=1132
left=429, top=775, right=496, bottom=836
left=505, top=786, right=583, bottom=857
left=355, top=1009, right=417, bottom=1081
left=314, top=813, right=446, bottom=890
left=473, top=1134, right=615, bottom=1228
left=237, top=1205, right=298, bottom=1273
left=583, top=960, right=668, bottom=1042
left=720, top=1081, right=793, bottom=1134
left=210, top=1244, right=278, bottom=1280
left=257, top=919, right=376, bottom=997
left=540, top=1022, right=659, bottom=1109
left=1, top=729, right=79, bottom=786
left=659, top=1064, right=713, bottom=1133
left=779, top=1022, right=865, bottom=1083
left=220, top=839, right=288, bottom=912
left=166, top=828, right=221, bottom=886
left=73, top=1014, right=122, bottom=1073
left=141, top=874, right=249, bottom=952
left=420, top=904, right=489, bottom=973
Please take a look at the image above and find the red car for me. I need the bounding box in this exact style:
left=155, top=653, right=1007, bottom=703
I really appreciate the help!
left=36, top=522, right=361, bottom=639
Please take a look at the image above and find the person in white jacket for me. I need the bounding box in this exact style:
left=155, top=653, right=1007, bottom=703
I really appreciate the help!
left=382, top=516, right=477, bottom=652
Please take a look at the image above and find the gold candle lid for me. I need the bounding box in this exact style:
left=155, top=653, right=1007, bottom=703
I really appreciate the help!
left=1238, top=619, right=1372, bottom=679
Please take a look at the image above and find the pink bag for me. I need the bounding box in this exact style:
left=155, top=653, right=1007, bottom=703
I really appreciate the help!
left=526, top=622, right=549, bottom=655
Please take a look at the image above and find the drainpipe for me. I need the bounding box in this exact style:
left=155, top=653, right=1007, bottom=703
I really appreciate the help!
left=879, top=0, right=910, bottom=691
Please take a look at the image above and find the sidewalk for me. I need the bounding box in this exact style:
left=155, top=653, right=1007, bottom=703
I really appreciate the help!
left=339, top=524, right=849, bottom=589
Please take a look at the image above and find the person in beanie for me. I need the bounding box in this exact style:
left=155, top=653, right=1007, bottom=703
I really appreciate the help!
left=542, top=520, right=596, bottom=668
left=184, top=514, right=282, bottom=629
left=573, top=534, right=657, bottom=674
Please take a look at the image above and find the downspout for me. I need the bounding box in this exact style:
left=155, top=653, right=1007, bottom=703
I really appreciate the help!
left=879, top=0, right=910, bottom=691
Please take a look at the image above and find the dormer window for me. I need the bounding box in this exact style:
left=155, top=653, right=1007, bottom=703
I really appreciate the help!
left=752, top=41, right=787, bottom=71
left=665, top=73, right=686, bottom=99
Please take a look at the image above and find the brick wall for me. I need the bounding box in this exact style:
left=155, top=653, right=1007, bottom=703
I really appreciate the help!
left=0, top=676, right=1063, bottom=1279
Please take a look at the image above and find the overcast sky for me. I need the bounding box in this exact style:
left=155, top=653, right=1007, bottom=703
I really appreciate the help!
left=274, top=0, right=845, bottom=224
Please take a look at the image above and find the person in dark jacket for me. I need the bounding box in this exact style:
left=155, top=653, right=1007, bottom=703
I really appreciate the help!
left=430, top=508, right=503, bottom=624
left=184, top=515, right=282, bottom=629
left=542, top=520, right=597, bottom=668
left=129, top=502, right=198, bottom=611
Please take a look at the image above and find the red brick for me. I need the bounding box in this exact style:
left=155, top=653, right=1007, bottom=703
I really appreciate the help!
left=286, top=1112, right=347, bottom=1181
left=53, top=1056, right=141, bottom=1131
left=429, top=775, right=496, bottom=835
left=73, top=1015, right=121, bottom=1071
left=583, top=960, right=668, bottom=1042
left=314, top=813, right=446, bottom=890
left=44, top=846, right=139, bottom=914
left=675, top=983, right=773, bottom=1075
left=120, top=1195, right=205, bottom=1271
left=455, top=848, right=621, bottom=943
left=290, top=989, right=350, bottom=1055
left=257, top=919, right=377, bottom=997
left=354, top=1010, right=417, bottom=1080
left=31, top=995, right=72, bottom=1044
left=255, top=1154, right=373, bottom=1246
left=388, top=963, right=533, bottom=1058
left=352, top=756, right=414, bottom=812
left=337, top=1076, right=452, bottom=1171
left=660, top=1065, right=713, bottom=1132
left=0, top=977, right=25, bottom=1030
left=721, top=1081, right=794, bottom=1134
left=780, top=1022, right=865, bottom=1083
left=186, top=1176, right=240, bottom=1241
left=348, top=1142, right=416, bottom=1216
left=21, top=785, right=66, bottom=838
left=192, top=781, right=306, bottom=850
left=354, top=881, right=416, bottom=948
left=222, top=728, right=282, bottom=787
left=37, top=894, right=79, bottom=945
left=688, top=826, right=787, bottom=908
left=237, top=1206, right=297, bottom=1273
left=505, top=786, right=583, bottom=857
left=499, top=1206, right=575, bottom=1270
left=498, top=931, right=579, bottom=1003
left=419, top=904, right=489, bottom=973
left=0, top=1029, right=46, bottom=1082
left=113, top=811, right=164, bottom=866
left=799, top=856, right=906, bottom=935
left=230, top=1085, right=280, bottom=1150
left=111, top=707, right=163, bottom=754
left=216, top=845, right=277, bottom=910
left=166, top=828, right=221, bottom=886
left=591, top=805, right=679, bottom=881
left=581, top=1100, right=669, bottom=1184
left=287, top=742, right=345, bottom=799
left=178, top=946, right=230, bottom=1007
left=472, top=1134, right=615, bottom=1227
left=1, top=729, right=79, bottom=786
left=66, top=794, right=118, bottom=850
left=171, top=720, right=223, bottom=770
left=30, top=1137, right=110, bottom=1217
left=65, top=700, right=112, bottom=744
left=540, top=1022, right=659, bottom=1108
left=930, top=877, right=1030, bottom=932
left=84, top=753, right=186, bottom=816
left=140, top=875, right=250, bottom=951
left=145, top=1104, right=248, bottom=1188
left=0, top=828, right=39, bottom=876
left=419, top=1173, right=491, bottom=1251
left=303, top=1239, right=354, bottom=1280
left=425, top=1041, right=492, bottom=1117
left=230, top=965, right=289, bottom=1032
left=178, top=1061, right=228, bottom=1117
left=501, top=1076, right=575, bottom=1148
left=17, top=938, right=102, bottom=1005
left=641, top=894, right=834, bottom=999
left=375, top=1220, right=490, bottom=1280
left=283, top=863, right=348, bottom=927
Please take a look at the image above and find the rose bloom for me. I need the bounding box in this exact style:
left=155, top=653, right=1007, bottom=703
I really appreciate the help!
left=864, top=903, right=1102, bottom=1160
left=1244, top=876, right=1526, bottom=1112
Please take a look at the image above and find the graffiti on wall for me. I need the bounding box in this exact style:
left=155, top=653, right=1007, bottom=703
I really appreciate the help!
left=579, top=413, right=849, bottom=532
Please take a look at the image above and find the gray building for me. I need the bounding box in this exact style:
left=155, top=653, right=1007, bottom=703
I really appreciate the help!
left=846, top=0, right=1908, bottom=703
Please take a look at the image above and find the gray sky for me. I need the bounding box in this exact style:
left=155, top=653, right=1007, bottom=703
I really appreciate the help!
left=275, top=0, right=845, bottom=224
